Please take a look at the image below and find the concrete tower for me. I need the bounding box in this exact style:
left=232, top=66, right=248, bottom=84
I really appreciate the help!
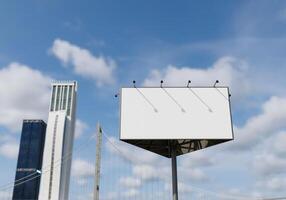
left=39, top=81, right=77, bottom=200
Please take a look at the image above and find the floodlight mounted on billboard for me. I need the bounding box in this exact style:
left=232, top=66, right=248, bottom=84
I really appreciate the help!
left=117, top=80, right=234, bottom=200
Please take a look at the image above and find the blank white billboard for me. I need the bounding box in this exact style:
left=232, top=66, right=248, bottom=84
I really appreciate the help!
left=120, top=87, right=233, bottom=140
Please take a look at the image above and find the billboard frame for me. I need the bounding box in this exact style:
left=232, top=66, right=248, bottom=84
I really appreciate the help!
left=119, top=86, right=234, bottom=142
left=118, top=85, right=235, bottom=200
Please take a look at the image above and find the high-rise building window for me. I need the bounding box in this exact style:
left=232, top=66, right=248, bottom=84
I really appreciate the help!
left=59, top=86, right=64, bottom=110
left=50, top=86, right=56, bottom=111
left=48, top=115, right=58, bottom=200
left=63, top=86, right=68, bottom=110
left=67, top=86, right=72, bottom=115
left=55, top=86, right=61, bottom=111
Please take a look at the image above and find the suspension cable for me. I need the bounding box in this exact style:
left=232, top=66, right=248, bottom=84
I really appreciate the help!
left=0, top=133, right=96, bottom=191
left=100, top=128, right=285, bottom=200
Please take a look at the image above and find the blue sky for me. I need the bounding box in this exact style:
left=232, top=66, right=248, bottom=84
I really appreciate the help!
left=1, top=0, right=286, bottom=199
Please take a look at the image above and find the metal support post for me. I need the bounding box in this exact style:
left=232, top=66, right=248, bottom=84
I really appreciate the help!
left=94, top=122, right=102, bottom=200
left=171, top=144, right=178, bottom=200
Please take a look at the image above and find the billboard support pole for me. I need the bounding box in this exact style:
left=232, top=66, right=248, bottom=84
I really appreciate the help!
left=171, top=143, right=178, bottom=200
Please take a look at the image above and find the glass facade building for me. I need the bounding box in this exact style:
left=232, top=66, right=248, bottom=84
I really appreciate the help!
left=12, top=120, right=46, bottom=200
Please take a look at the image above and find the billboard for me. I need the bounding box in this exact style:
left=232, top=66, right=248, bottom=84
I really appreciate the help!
left=119, top=87, right=234, bottom=157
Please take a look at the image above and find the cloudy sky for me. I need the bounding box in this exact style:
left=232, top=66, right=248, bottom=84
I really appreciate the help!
left=0, top=0, right=286, bottom=199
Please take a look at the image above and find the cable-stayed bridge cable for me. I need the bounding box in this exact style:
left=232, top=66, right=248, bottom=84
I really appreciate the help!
left=0, top=133, right=96, bottom=191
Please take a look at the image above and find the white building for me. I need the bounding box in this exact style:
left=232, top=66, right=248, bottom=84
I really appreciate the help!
left=39, top=81, right=77, bottom=200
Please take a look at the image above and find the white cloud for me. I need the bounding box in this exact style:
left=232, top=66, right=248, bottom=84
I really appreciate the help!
left=75, top=119, right=88, bottom=138
left=71, top=159, right=95, bottom=186
left=163, top=181, right=193, bottom=195
left=143, top=56, right=250, bottom=101
left=105, top=137, right=192, bottom=194
left=75, top=178, right=88, bottom=186
left=131, top=162, right=208, bottom=183
left=180, top=151, right=214, bottom=168
left=0, top=191, right=11, bottom=199
left=51, top=39, right=116, bottom=86
left=256, top=177, right=286, bottom=192
left=132, top=164, right=163, bottom=181
left=231, top=96, right=286, bottom=150
left=102, top=192, right=117, bottom=200
left=272, top=131, right=286, bottom=156
left=72, top=158, right=94, bottom=177
left=180, top=167, right=208, bottom=182
left=0, top=141, right=19, bottom=159
left=105, top=136, right=209, bottom=193
left=0, top=63, right=51, bottom=132
left=178, top=182, right=193, bottom=193
left=119, top=176, right=141, bottom=188
left=253, top=153, right=286, bottom=176
left=105, top=137, right=160, bottom=165
left=0, top=134, right=14, bottom=143
left=72, top=158, right=94, bottom=186
left=0, top=133, right=19, bottom=159
left=123, top=188, right=139, bottom=198
left=74, top=192, right=93, bottom=200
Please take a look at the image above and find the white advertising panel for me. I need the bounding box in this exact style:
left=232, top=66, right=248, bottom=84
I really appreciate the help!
left=120, top=87, right=233, bottom=140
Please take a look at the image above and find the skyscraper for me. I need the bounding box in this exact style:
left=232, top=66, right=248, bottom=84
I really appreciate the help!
left=12, top=120, right=47, bottom=200
left=39, top=81, right=77, bottom=200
